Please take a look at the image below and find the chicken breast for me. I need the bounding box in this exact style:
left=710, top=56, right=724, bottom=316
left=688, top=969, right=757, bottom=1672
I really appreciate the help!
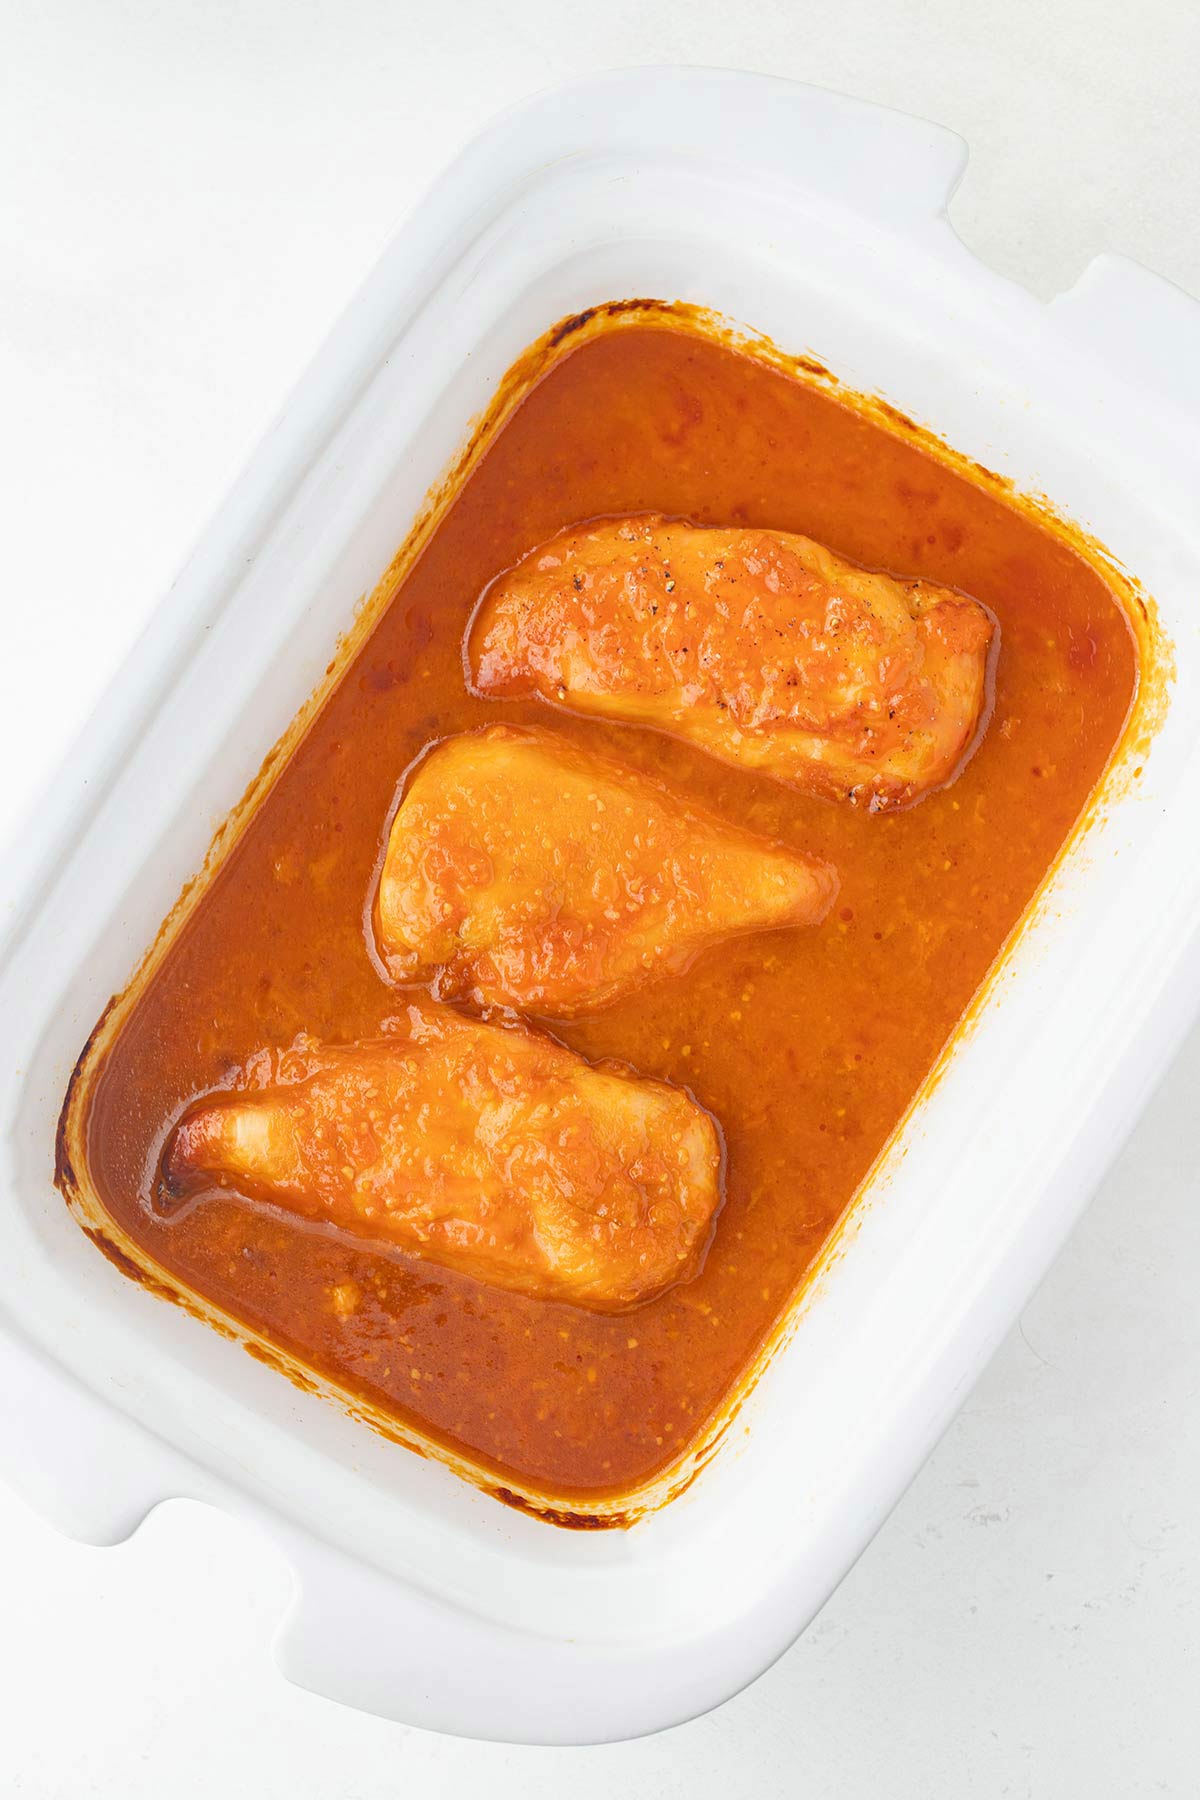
left=160, top=1001, right=722, bottom=1311
left=469, top=515, right=995, bottom=808
left=374, top=724, right=837, bottom=1016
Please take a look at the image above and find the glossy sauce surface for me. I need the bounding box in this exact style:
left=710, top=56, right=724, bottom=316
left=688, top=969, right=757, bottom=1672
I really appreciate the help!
left=83, top=321, right=1137, bottom=1499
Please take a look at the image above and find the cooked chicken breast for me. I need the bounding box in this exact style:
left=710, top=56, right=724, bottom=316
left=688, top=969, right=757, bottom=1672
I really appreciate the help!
left=161, top=1001, right=722, bottom=1311
left=469, top=515, right=995, bottom=807
left=374, top=724, right=836, bottom=1016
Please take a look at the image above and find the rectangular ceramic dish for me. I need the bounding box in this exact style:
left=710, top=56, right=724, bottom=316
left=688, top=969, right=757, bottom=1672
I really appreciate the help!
left=2, top=69, right=1199, bottom=1744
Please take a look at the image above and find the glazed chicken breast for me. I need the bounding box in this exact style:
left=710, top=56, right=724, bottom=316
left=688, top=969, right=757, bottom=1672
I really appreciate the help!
left=374, top=724, right=837, bottom=1016
left=161, top=1000, right=722, bottom=1312
left=469, top=515, right=995, bottom=808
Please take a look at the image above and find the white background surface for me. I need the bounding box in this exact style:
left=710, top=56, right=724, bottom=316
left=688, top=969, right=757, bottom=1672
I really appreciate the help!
left=3, top=0, right=1199, bottom=1792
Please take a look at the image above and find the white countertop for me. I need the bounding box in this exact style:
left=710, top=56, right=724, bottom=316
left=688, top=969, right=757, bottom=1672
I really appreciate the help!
left=3, top=0, right=1198, bottom=1791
